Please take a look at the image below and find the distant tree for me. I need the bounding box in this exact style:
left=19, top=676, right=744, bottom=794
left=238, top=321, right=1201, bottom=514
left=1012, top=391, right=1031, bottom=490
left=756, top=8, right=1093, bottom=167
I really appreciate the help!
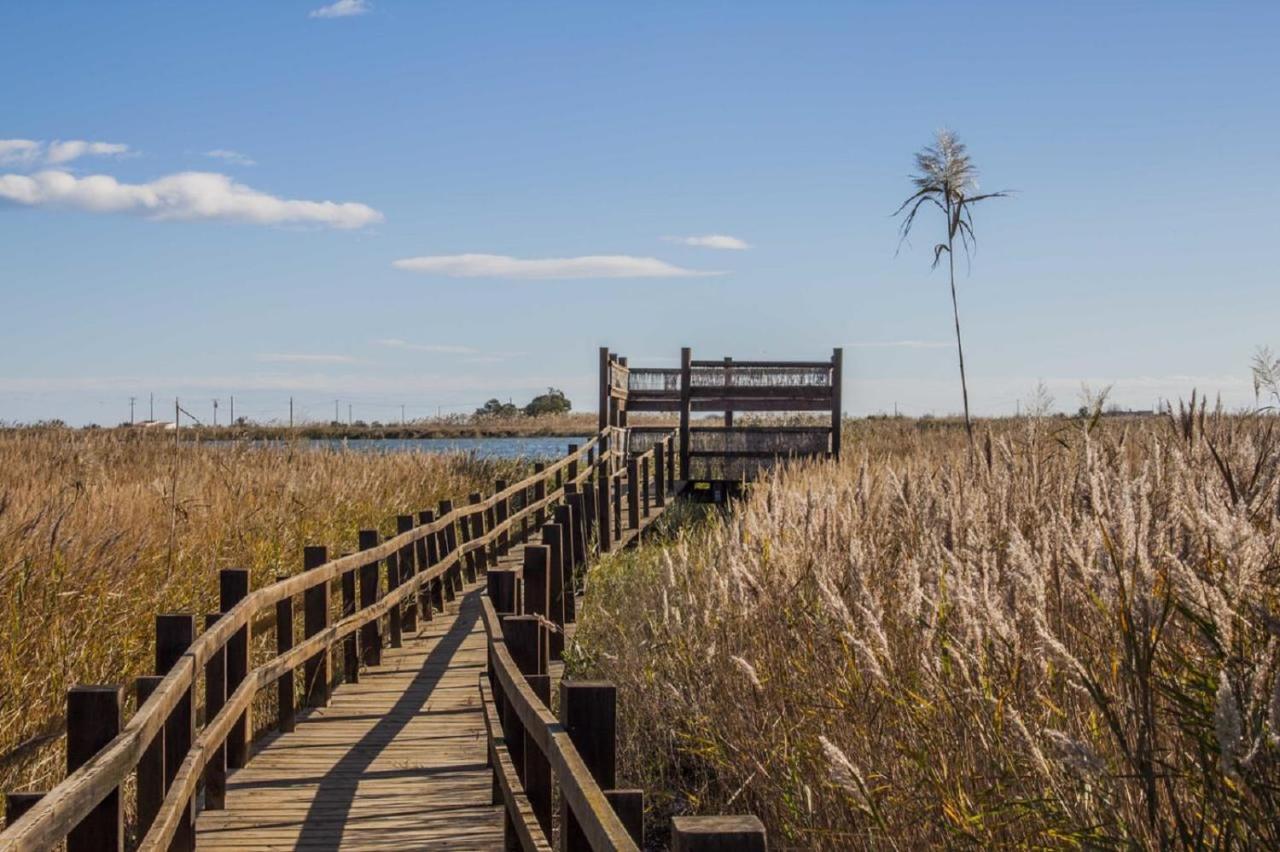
left=475, top=398, right=519, bottom=418
left=523, top=388, right=572, bottom=418
left=895, top=129, right=1008, bottom=443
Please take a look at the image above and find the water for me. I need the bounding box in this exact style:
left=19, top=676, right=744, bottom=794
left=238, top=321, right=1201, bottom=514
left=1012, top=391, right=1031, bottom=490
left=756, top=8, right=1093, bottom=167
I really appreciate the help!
left=300, top=436, right=590, bottom=460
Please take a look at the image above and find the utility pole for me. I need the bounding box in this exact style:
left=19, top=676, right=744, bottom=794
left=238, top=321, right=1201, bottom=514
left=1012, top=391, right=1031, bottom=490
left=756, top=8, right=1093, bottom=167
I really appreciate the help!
left=348, top=403, right=352, bottom=426
left=212, top=399, right=218, bottom=427
left=401, top=404, right=406, bottom=425
left=129, top=396, right=136, bottom=425
left=289, top=397, right=294, bottom=428
left=149, top=392, right=154, bottom=422
left=334, top=399, right=339, bottom=424
left=229, top=395, right=234, bottom=425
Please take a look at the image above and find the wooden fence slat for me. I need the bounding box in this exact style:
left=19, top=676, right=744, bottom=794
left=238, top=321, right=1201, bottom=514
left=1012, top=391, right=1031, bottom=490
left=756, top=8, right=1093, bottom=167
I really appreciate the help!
left=202, top=613, right=226, bottom=811
left=154, top=615, right=195, bottom=852
left=218, top=569, right=250, bottom=768
left=66, top=686, right=122, bottom=852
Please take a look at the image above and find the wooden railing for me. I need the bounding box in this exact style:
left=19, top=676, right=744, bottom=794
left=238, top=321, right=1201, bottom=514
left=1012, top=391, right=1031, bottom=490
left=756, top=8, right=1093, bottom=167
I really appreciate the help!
left=479, top=431, right=768, bottom=850
left=1, top=430, right=614, bottom=851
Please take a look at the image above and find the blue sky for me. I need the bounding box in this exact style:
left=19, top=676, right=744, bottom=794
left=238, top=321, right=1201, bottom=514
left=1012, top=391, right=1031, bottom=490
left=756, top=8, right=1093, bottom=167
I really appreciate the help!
left=2, top=1, right=1277, bottom=425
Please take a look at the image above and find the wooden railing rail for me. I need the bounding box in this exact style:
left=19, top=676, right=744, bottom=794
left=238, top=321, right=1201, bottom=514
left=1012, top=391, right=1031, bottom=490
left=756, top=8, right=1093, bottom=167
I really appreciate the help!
left=0, top=429, right=618, bottom=852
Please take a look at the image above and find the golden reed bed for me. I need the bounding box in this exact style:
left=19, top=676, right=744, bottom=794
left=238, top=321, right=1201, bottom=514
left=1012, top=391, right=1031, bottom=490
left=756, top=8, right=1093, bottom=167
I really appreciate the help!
left=572, top=409, right=1280, bottom=849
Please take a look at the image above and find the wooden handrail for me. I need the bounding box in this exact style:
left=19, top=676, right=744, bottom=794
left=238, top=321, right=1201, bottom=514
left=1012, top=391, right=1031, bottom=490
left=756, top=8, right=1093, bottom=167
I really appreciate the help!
left=0, top=429, right=616, bottom=851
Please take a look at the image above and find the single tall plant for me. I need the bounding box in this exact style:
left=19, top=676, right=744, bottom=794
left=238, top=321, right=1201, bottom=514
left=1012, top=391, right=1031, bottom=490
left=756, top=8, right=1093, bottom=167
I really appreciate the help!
left=895, top=129, right=1007, bottom=441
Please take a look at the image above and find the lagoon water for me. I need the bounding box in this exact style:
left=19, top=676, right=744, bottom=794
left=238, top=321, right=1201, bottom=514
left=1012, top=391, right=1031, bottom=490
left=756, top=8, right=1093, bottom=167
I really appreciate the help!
left=301, top=436, right=590, bottom=460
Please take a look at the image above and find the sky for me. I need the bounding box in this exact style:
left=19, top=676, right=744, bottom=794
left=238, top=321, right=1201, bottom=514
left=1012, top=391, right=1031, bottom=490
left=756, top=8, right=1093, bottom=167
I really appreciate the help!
left=2, top=1, right=1277, bottom=426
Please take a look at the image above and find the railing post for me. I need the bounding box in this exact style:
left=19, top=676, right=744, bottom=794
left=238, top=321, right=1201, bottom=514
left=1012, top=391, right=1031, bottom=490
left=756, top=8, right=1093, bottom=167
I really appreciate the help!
left=680, top=346, right=692, bottom=480
left=654, top=442, right=666, bottom=508
left=467, top=493, right=486, bottom=581
left=671, top=816, right=768, bottom=851
left=642, top=455, right=652, bottom=516
left=219, top=568, right=250, bottom=767
left=560, top=681, right=617, bottom=852
left=565, top=490, right=588, bottom=570
left=66, top=686, right=123, bottom=852
left=203, top=612, right=226, bottom=811
left=438, top=500, right=462, bottom=596
left=613, top=467, right=623, bottom=540
left=596, top=459, right=612, bottom=553
left=667, top=433, right=676, bottom=490
left=397, top=515, right=418, bottom=633
left=522, top=545, right=553, bottom=658
left=339, top=554, right=359, bottom=683
left=4, top=793, right=44, bottom=828
left=533, top=462, right=548, bottom=526
left=387, top=545, right=403, bottom=650
left=487, top=568, right=518, bottom=615
left=421, top=510, right=446, bottom=611
left=357, top=531, right=382, bottom=667
left=502, top=615, right=551, bottom=837
left=831, top=347, right=843, bottom=460
left=605, top=790, right=644, bottom=846
left=414, top=513, right=435, bottom=621
left=275, top=573, right=298, bottom=727
left=567, top=444, right=579, bottom=482
left=134, top=675, right=164, bottom=838
left=303, top=546, right=332, bottom=704
left=155, top=614, right=195, bottom=852
left=541, top=524, right=566, bottom=659
left=495, top=480, right=510, bottom=557
left=627, top=455, right=640, bottom=530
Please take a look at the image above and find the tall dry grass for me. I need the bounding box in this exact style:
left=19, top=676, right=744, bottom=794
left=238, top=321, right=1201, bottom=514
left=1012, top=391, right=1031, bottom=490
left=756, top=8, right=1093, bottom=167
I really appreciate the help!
left=570, top=409, right=1280, bottom=848
left=0, top=427, right=519, bottom=804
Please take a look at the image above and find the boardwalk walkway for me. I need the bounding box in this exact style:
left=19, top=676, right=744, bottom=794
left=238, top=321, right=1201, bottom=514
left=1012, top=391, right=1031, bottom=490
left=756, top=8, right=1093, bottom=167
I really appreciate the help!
left=196, top=585, right=501, bottom=851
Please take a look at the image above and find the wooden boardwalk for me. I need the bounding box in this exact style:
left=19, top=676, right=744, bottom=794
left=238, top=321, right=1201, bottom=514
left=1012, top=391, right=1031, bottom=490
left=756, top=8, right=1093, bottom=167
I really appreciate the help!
left=196, top=585, right=501, bottom=851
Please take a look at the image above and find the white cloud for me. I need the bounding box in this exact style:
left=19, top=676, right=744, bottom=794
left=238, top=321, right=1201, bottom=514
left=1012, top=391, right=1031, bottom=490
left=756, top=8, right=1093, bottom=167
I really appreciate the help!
left=1, top=138, right=131, bottom=168
left=0, top=169, right=383, bottom=229
left=374, top=338, right=479, bottom=355
left=845, top=340, right=950, bottom=349
left=255, top=353, right=361, bottom=364
left=310, top=0, right=370, bottom=18
left=392, top=253, right=722, bottom=279
left=205, top=149, right=256, bottom=167
left=663, top=234, right=751, bottom=250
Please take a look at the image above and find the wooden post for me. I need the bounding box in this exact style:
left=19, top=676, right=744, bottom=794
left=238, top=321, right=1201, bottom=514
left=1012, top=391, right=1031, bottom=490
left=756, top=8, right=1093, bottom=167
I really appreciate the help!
left=831, top=347, right=843, bottom=460
left=386, top=546, right=403, bottom=650
left=667, top=433, right=676, bottom=490
left=613, top=467, right=623, bottom=540
left=598, top=346, right=610, bottom=432
left=397, top=515, right=418, bottom=633
left=420, top=509, right=446, bottom=612
left=522, top=545, right=553, bottom=658
left=724, top=356, right=734, bottom=428
left=642, top=455, right=651, bottom=516
left=466, top=493, right=486, bottom=581
left=605, top=790, right=644, bottom=846
left=134, top=675, right=164, bottom=838
left=567, top=491, right=588, bottom=569
left=274, top=575, right=297, bottom=728
left=487, top=568, right=518, bottom=615
left=567, top=444, right=579, bottom=482
left=339, top=556, right=358, bottom=684
left=533, top=462, right=547, bottom=526
left=671, top=816, right=768, bottom=851
left=439, top=500, right=462, bottom=595
left=357, top=531, right=382, bottom=666
left=219, top=568, right=250, bottom=767
left=303, top=546, right=331, bottom=705
left=680, top=346, right=692, bottom=480
left=627, top=455, right=640, bottom=530
left=654, top=442, right=666, bottom=507
left=596, top=460, right=612, bottom=553
left=203, top=613, right=227, bottom=811
left=4, top=793, right=44, bottom=827
left=155, top=614, right=195, bottom=851
left=66, top=686, right=123, bottom=852
left=495, top=480, right=510, bottom=557
left=414, top=514, right=435, bottom=621
left=541, top=523, right=567, bottom=657
left=560, top=681, right=617, bottom=852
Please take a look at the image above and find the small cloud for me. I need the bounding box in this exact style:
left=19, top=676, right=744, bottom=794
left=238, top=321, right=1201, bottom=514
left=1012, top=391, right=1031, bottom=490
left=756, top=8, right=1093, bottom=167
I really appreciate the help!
left=0, top=169, right=383, bottom=229
left=255, top=353, right=361, bottom=364
left=663, top=234, right=751, bottom=250
left=845, top=340, right=949, bottom=349
left=1, top=138, right=132, bottom=168
left=204, top=149, right=256, bottom=167
left=374, top=338, right=479, bottom=355
left=310, top=0, right=370, bottom=18
left=392, top=253, right=722, bottom=279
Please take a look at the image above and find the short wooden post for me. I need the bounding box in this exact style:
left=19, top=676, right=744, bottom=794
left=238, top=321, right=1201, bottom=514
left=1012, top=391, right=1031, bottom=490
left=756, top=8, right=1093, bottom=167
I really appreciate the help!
left=654, top=442, right=666, bottom=507
left=303, top=545, right=331, bottom=705
left=671, top=816, right=768, bottom=851
left=203, top=612, right=226, bottom=810
left=487, top=568, right=518, bottom=615
left=502, top=615, right=551, bottom=835
left=219, top=568, right=250, bottom=768
left=134, top=675, right=164, bottom=837
left=560, top=681, right=617, bottom=852
left=155, top=614, right=195, bottom=851
left=522, top=545, right=553, bottom=655
left=566, top=491, right=588, bottom=569
left=4, top=793, right=44, bottom=827
left=66, top=685, right=123, bottom=852
left=413, top=515, right=434, bottom=621
left=357, top=531, right=382, bottom=667
left=605, top=790, right=645, bottom=846
left=420, top=510, right=446, bottom=612
left=627, top=455, right=641, bottom=530
left=274, top=573, right=297, bottom=727
left=597, top=460, right=612, bottom=553
left=541, top=524, right=566, bottom=658
left=397, top=514, right=418, bottom=633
